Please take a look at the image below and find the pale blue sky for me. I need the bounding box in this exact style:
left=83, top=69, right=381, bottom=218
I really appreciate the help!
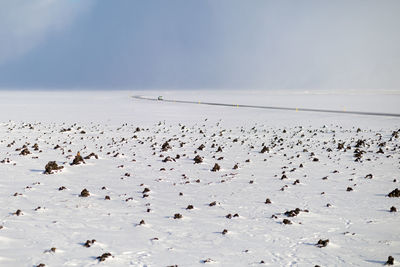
left=0, top=0, right=399, bottom=90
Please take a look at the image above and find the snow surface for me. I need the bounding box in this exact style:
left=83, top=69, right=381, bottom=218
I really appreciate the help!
left=0, top=90, right=399, bottom=267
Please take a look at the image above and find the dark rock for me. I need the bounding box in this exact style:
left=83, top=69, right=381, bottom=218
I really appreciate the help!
left=84, top=153, right=98, bottom=159
left=186, top=205, right=194, bottom=210
left=388, top=188, right=400, bottom=197
left=316, top=239, right=329, bottom=248
left=97, top=252, right=112, bottom=262
left=211, top=163, right=220, bottom=172
left=161, top=142, right=171, bottom=151
left=222, top=229, right=228, bottom=235
left=265, top=198, right=271, bottom=204
left=20, top=148, right=31, bottom=155
left=44, top=161, right=63, bottom=174
left=173, top=213, right=182, bottom=219
left=282, top=219, right=292, bottom=225
left=71, top=152, right=85, bottom=165
left=194, top=155, right=203, bottom=164
left=260, top=146, right=269, bottom=153
left=80, top=188, right=90, bottom=197
left=390, top=206, right=397, bottom=212
left=385, top=256, right=394, bottom=265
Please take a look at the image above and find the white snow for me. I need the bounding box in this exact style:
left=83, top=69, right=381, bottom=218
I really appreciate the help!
left=0, top=90, right=399, bottom=266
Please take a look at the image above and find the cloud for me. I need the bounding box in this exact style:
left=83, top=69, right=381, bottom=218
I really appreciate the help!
left=0, top=0, right=93, bottom=65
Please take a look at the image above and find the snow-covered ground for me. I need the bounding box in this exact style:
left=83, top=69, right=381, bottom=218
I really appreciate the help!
left=0, top=90, right=399, bottom=266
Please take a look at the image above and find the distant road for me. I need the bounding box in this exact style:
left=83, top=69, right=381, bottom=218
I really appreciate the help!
left=132, top=95, right=400, bottom=118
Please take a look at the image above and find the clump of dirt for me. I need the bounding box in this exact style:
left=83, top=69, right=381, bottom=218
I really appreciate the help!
left=97, top=252, right=112, bottom=262
left=211, top=163, right=220, bottom=172
left=20, top=148, right=31, bottom=156
left=388, top=188, right=400, bottom=197
left=233, top=163, right=239, bottom=169
left=36, top=264, right=45, bottom=267
left=194, top=155, right=203, bottom=164
left=80, top=188, right=90, bottom=197
left=390, top=206, right=397, bottom=212
left=58, top=186, right=66, bottom=191
left=84, top=239, right=96, bottom=247
left=173, top=213, right=182, bottom=219
left=71, top=152, right=85, bottom=165
left=265, top=198, right=271, bottom=204
left=316, top=239, right=329, bottom=248
left=216, top=146, right=223, bottom=152
left=44, top=161, right=63, bottom=174
left=84, top=153, right=98, bottom=159
left=139, top=219, right=145, bottom=225
left=222, top=229, right=228, bottom=235
left=198, top=144, right=205, bottom=150
left=260, top=146, right=269, bottom=153
left=186, top=205, right=194, bottom=210
left=32, top=143, right=39, bottom=150
left=105, top=195, right=110, bottom=200
left=347, top=187, right=353, bottom=192
left=209, top=201, right=217, bottom=206
left=282, top=219, right=292, bottom=225
left=385, top=256, right=394, bottom=265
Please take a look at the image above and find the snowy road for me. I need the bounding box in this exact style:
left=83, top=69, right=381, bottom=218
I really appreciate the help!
left=132, top=95, right=400, bottom=118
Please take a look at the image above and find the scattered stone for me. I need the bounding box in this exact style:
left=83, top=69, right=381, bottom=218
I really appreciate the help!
left=388, top=188, right=400, bottom=197
left=346, top=187, right=353, bottom=192
left=209, top=201, right=217, bottom=206
left=211, top=163, right=220, bottom=172
left=80, top=188, right=90, bottom=197
left=44, top=161, right=63, bottom=174
left=20, top=148, right=31, bottom=155
left=265, top=198, right=271, bottom=204
left=105, top=195, right=110, bottom=200
left=173, top=213, right=183, bottom=219
left=260, top=146, right=269, bottom=153
left=385, top=256, right=394, bottom=265
left=14, top=209, right=22, bottom=216
left=97, top=252, right=112, bottom=262
left=194, top=155, right=203, bottom=164
left=161, top=141, right=171, bottom=151
left=84, top=153, right=98, bottom=159
left=58, top=186, right=66, bottom=191
left=186, top=205, right=194, bottom=210
left=316, top=239, right=329, bottom=248
left=282, top=219, right=292, bottom=225
left=71, top=152, right=85, bottom=165
left=390, top=206, right=397, bottom=212
left=139, top=219, right=145, bottom=225
left=222, top=229, right=228, bottom=235
left=365, top=174, right=373, bottom=179
left=284, top=208, right=301, bottom=217
left=84, top=239, right=96, bottom=247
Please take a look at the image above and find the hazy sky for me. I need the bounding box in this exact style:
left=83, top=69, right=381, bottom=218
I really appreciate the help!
left=0, top=0, right=399, bottom=90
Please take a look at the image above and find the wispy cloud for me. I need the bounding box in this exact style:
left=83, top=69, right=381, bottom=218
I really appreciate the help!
left=0, top=0, right=93, bottom=65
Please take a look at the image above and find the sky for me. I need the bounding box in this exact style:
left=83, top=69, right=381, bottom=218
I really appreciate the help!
left=0, top=0, right=399, bottom=91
